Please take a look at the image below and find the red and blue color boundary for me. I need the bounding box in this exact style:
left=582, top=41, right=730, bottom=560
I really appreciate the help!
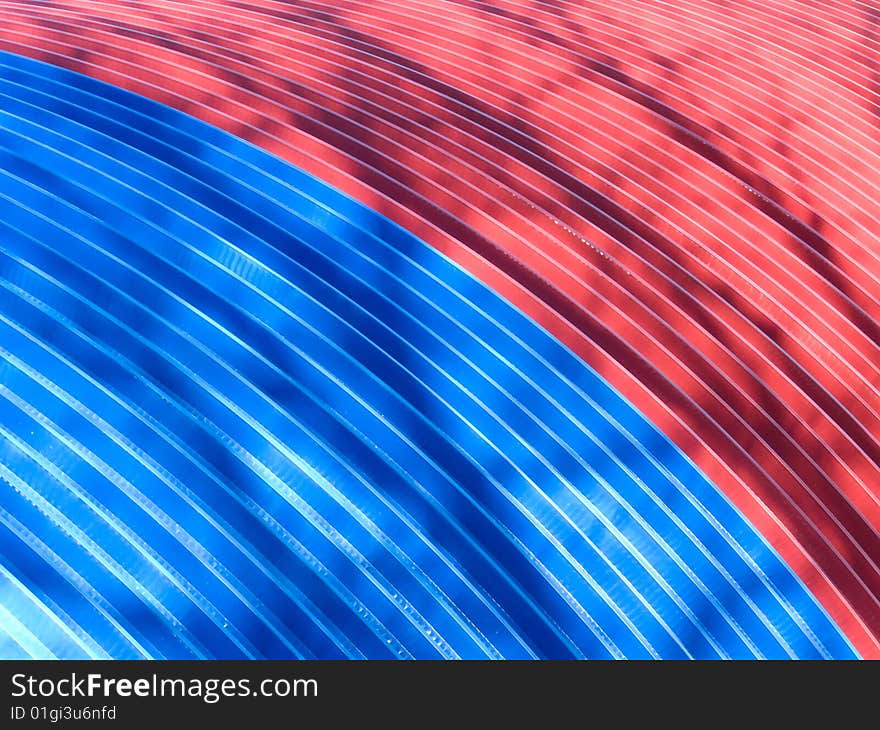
left=0, top=1, right=877, bottom=659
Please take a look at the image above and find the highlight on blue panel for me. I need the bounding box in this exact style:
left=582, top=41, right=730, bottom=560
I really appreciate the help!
left=0, top=51, right=856, bottom=659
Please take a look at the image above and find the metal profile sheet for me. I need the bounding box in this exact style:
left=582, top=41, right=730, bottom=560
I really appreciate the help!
left=0, top=0, right=876, bottom=658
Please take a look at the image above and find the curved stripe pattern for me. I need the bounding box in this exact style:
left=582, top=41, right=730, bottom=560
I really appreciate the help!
left=0, top=51, right=855, bottom=659
left=0, top=0, right=877, bottom=656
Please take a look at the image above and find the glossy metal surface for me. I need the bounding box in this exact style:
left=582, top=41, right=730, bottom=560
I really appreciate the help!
left=0, top=1, right=876, bottom=657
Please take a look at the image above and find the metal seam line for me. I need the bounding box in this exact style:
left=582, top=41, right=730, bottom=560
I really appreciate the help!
left=0, top=1, right=873, bottom=658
